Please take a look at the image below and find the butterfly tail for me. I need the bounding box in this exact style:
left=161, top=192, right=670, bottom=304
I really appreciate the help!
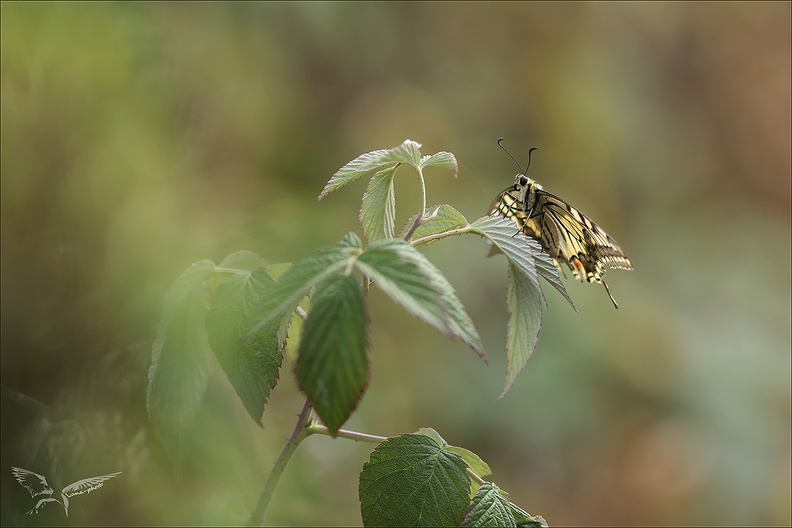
left=602, top=280, right=618, bottom=309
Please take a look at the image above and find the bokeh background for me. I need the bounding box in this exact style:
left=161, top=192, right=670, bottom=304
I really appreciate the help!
left=2, top=2, right=789, bottom=526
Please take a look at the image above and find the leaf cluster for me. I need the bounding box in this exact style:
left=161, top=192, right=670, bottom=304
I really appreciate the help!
left=146, top=140, right=572, bottom=525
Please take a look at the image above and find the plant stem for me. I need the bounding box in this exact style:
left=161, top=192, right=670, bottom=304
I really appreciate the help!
left=309, top=424, right=489, bottom=487
left=402, top=167, right=427, bottom=242
left=409, top=225, right=476, bottom=248
left=214, top=267, right=251, bottom=275
left=467, top=467, right=487, bottom=486
left=249, top=398, right=313, bottom=526
left=307, top=424, right=388, bottom=444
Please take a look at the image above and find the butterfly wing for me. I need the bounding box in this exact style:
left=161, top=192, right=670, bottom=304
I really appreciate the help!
left=531, top=190, right=633, bottom=283
left=488, top=186, right=546, bottom=241
left=489, top=187, right=526, bottom=225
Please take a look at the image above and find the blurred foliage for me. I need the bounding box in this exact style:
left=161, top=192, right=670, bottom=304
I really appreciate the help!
left=1, top=2, right=789, bottom=526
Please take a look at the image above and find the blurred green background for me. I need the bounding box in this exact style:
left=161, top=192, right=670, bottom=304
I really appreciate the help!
left=2, top=2, right=789, bottom=526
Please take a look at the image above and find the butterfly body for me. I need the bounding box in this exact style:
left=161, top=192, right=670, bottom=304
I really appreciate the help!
left=490, top=173, right=633, bottom=307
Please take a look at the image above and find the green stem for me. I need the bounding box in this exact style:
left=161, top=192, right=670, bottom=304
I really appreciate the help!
left=409, top=225, right=476, bottom=248
left=309, top=424, right=489, bottom=487
left=467, top=468, right=487, bottom=486
left=249, top=398, right=314, bottom=526
left=214, top=267, right=250, bottom=275
left=403, top=167, right=427, bottom=242
left=307, top=424, right=388, bottom=444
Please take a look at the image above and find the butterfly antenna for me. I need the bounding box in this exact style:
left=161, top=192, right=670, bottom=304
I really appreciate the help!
left=602, top=280, right=619, bottom=309
left=525, top=147, right=539, bottom=175
left=497, top=137, right=524, bottom=174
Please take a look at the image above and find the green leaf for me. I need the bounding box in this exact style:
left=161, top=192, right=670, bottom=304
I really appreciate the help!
left=415, top=428, right=492, bottom=482
left=516, top=518, right=549, bottom=528
left=471, top=216, right=575, bottom=309
left=217, top=250, right=269, bottom=271
left=445, top=446, right=492, bottom=482
left=420, top=151, right=458, bottom=178
left=461, top=483, right=517, bottom=528
left=206, top=267, right=282, bottom=426
left=265, top=262, right=292, bottom=280
left=356, top=242, right=454, bottom=340
left=318, top=140, right=423, bottom=201
left=359, top=165, right=398, bottom=242
left=339, top=231, right=364, bottom=250
left=260, top=262, right=303, bottom=345
left=318, top=148, right=392, bottom=201
left=379, top=139, right=422, bottom=167
left=282, top=295, right=308, bottom=362
left=500, top=261, right=544, bottom=397
left=296, top=273, right=369, bottom=434
left=399, top=204, right=469, bottom=242
left=355, top=239, right=486, bottom=362
left=246, top=235, right=361, bottom=338
left=359, top=434, right=471, bottom=527
left=415, top=427, right=448, bottom=446
left=147, top=259, right=217, bottom=462
left=468, top=216, right=575, bottom=396
left=510, top=503, right=549, bottom=528
left=532, top=253, right=572, bottom=313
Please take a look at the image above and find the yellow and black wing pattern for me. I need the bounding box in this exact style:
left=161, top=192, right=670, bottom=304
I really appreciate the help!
left=490, top=175, right=633, bottom=308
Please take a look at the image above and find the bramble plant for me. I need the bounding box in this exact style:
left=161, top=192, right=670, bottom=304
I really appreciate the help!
left=147, top=140, right=574, bottom=527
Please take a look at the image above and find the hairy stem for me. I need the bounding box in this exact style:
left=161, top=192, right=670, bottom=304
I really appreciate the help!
left=467, top=467, right=487, bottom=486
left=249, top=398, right=313, bottom=526
left=307, top=424, right=388, bottom=444
left=402, top=167, right=427, bottom=242
left=310, top=424, right=490, bottom=487
left=214, top=267, right=251, bottom=275
left=409, top=225, right=476, bottom=248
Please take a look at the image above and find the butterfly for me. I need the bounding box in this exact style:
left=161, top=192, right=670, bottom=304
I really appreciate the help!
left=489, top=142, right=633, bottom=308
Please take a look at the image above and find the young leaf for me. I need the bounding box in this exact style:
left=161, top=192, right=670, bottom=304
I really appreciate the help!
left=318, top=148, right=391, bottom=201
left=415, top=427, right=448, bottom=446
left=359, top=165, right=398, bottom=242
left=355, top=239, right=486, bottom=362
left=246, top=235, right=361, bottom=338
left=359, top=434, right=471, bottom=528
left=399, top=204, right=469, bottom=242
left=147, top=260, right=217, bottom=461
left=206, top=267, right=282, bottom=426
left=445, top=446, right=493, bottom=482
left=295, top=273, right=369, bottom=434
left=461, top=483, right=517, bottom=528
left=319, top=140, right=423, bottom=201
left=378, top=139, right=422, bottom=167
left=420, top=151, right=458, bottom=178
